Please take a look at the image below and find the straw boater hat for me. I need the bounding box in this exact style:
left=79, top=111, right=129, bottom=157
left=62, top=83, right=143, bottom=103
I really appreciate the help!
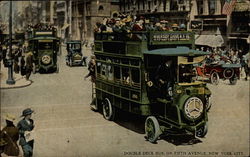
left=172, top=23, right=179, bottom=27
left=4, top=114, right=15, bottom=122
left=21, top=108, right=34, bottom=117
left=160, top=20, right=168, bottom=24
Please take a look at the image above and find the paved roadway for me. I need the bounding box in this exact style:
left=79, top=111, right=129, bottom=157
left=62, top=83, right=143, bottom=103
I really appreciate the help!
left=0, top=46, right=249, bottom=157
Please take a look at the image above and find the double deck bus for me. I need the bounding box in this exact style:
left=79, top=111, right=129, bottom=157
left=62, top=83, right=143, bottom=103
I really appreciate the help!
left=28, top=29, right=60, bottom=73
left=92, top=31, right=212, bottom=143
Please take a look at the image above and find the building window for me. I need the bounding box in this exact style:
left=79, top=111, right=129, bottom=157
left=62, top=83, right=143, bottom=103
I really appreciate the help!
left=170, top=0, right=178, bottom=11
left=208, top=0, right=216, bottom=15
left=98, top=5, right=104, bottom=11
left=197, top=0, right=203, bottom=15
left=178, top=0, right=184, bottom=4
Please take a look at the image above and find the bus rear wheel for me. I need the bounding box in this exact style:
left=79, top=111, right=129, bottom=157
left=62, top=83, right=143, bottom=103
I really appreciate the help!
left=102, top=98, right=115, bottom=121
left=145, top=116, right=161, bottom=143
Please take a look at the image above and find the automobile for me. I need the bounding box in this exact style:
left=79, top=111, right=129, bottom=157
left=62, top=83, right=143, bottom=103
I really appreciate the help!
left=66, top=40, right=86, bottom=66
left=196, top=61, right=241, bottom=85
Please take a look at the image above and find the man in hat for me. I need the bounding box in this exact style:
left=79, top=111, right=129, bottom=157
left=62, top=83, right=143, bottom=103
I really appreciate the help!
left=17, top=108, right=35, bottom=157
left=85, top=56, right=96, bottom=82
left=154, top=58, right=175, bottom=99
left=1, top=114, right=19, bottom=156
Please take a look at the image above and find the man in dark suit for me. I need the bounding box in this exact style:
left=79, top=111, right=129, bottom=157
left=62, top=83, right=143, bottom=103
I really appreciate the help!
left=17, top=108, right=35, bottom=157
left=154, top=59, right=175, bottom=99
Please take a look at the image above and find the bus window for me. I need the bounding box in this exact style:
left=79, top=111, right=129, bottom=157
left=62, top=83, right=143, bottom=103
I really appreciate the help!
left=114, top=66, right=121, bottom=82
left=121, top=58, right=129, bottom=65
left=101, top=64, right=107, bottom=79
left=122, top=67, right=130, bottom=85
left=131, top=68, right=140, bottom=87
left=113, top=57, right=120, bottom=64
left=97, top=62, right=101, bottom=76
left=107, top=64, right=113, bottom=81
left=39, top=42, right=53, bottom=50
left=130, top=59, right=139, bottom=66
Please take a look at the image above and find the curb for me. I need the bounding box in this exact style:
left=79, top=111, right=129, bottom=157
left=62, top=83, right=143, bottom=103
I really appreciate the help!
left=0, top=80, right=32, bottom=89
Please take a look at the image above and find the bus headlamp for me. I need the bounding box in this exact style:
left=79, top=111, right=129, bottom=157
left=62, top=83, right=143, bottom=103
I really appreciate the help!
left=184, top=97, right=203, bottom=120
left=41, top=55, right=51, bottom=64
left=176, top=89, right=182, bottom=94
left=147, top=81, right=153, bottom=87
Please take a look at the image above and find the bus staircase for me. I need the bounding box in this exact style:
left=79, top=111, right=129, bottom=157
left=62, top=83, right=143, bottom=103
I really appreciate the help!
left=90, top=82, right=98, bottom=111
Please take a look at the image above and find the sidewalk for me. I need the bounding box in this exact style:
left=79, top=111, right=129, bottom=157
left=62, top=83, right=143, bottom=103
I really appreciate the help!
left=0, top=62, right=32, bottom=89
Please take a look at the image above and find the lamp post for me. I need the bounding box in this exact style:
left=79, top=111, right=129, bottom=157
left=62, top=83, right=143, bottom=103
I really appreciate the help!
left=6, top=0, right=15, bottom=85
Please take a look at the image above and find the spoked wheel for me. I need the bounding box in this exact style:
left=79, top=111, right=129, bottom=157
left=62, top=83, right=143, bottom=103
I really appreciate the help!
left=229, top=75, right=237, bottom=85
left=145, top=116, right=161, bottom=143
left=102, top=98, right=115, bottom=121
left=196, top=122, right=208, bottom=138
left=210, top=72, right=219, bottom=85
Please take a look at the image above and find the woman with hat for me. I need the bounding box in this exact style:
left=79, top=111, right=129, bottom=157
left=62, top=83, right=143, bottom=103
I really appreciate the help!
left=1, top=114, right=19, bottom=156
left=17, top=108, right=35, bottom=157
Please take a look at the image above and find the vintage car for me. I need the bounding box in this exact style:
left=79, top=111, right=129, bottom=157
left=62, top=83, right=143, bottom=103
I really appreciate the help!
left=66, top=40, right=86, bottom=66
left=196, top=62, right=241, bottom=85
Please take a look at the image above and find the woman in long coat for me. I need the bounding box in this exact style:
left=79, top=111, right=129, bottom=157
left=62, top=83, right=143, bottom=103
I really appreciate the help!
left=1, top=114, right=19, bottom=156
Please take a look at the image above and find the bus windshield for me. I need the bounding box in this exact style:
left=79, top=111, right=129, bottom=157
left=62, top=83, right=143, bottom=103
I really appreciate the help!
left=39, top=42, right=53, bottom=50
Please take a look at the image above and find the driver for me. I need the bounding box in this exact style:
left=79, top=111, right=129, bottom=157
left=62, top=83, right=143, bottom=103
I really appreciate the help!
left=154, top=59, right=174, bottom=99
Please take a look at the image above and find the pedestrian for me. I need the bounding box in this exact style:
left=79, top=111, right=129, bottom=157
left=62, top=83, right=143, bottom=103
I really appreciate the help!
left=0, top=114, right=20, bottom=156
left=0, top=137, right=7, bottom=157
left=242, top=53, right=249, bottom=80
left=17, top=108, right=35, bottom=157
left=25, top=51, right=33, bottom=80
left=85, top=56, right=96, bottom=82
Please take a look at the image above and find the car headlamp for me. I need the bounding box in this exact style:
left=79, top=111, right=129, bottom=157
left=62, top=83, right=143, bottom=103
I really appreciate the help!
left=41, top=55, right=51, bottom=64
left=184, top=97, right=203, bottom=120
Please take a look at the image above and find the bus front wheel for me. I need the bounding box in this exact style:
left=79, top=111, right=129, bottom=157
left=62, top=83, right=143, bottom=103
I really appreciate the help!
left=145, top=116, right=161, bottom=143
left=102, top=98, right=115, bottom=121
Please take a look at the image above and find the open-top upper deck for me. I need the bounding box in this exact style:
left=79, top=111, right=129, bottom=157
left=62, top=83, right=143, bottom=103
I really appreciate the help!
left=94, top=31, right=194, bottom=45
left=94, top=31, right=197, bottom=57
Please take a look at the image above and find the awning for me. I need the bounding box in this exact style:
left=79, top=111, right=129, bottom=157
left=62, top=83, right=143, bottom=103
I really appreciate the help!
left=195, top=34, right=225, bottom=48
left=61, top=23, right=70, bottom=30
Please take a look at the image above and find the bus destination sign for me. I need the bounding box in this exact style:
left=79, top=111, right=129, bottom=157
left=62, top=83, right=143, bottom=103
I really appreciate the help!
left=152, top=33, right=191, bottom=42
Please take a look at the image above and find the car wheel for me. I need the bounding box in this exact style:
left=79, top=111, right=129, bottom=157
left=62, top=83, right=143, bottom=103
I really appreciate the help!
left=210, top=72, right=219, bottom=85
left=196, top=122, right=208, bottom=138
left=145, top=116, right=161, bottom=143
left=229, top=75, right=237, bottom=85
left=102, top=98, right=115, bottom=121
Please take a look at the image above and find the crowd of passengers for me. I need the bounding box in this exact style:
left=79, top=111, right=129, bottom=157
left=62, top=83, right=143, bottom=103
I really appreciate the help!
left=94, top=15, right=187, bottom=33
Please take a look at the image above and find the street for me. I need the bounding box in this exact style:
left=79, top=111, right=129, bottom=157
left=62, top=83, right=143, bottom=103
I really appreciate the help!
left=0, top=46, right=249, bottom=157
